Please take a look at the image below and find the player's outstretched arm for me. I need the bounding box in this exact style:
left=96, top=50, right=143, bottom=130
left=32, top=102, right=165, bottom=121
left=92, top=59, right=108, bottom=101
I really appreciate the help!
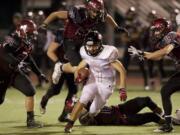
left=144, top=44, right=174, bottom=60
left=43, top=11, right=68, bottom=26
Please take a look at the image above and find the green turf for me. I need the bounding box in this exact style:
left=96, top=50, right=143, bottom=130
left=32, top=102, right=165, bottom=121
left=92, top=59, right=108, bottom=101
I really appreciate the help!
left=0, top=86, right=180, bottom=135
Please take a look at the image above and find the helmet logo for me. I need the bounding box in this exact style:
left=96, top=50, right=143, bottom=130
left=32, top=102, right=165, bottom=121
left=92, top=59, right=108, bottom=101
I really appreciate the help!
left=20, top=25, right=28, bottom=33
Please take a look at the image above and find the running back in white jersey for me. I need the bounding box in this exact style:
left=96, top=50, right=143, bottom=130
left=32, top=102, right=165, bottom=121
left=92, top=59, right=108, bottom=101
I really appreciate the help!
left=80, top=45, right=119, bottom=83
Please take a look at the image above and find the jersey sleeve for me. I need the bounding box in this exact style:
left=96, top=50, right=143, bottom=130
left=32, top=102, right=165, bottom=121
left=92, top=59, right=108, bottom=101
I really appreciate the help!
left=162, top=32, right=180, bottom=48
left=108, top=47, right=119, bottom=63
left=80, top=46, right=86, bottom=59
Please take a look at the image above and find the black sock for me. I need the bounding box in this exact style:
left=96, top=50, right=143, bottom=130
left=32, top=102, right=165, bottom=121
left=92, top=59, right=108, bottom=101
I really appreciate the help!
left=67, top=119, right=74, bottom=125
left=165, top=115, right=172, bottom=125
left=27, top=111, right=34, bottom=121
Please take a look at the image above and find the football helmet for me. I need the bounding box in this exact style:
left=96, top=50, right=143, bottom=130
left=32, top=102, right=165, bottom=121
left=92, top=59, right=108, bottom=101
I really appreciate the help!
left=150, top=18, right=169, bottom=41
left=84, top=31, right=103, bottom=56
left=86, top=0, right=104, bottom=20
left=16, top=19, right=38, bottom=46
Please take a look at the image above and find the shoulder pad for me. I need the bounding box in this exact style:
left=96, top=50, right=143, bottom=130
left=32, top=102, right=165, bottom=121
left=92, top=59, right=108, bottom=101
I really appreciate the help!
left=68, top=5, right=88, bottom=24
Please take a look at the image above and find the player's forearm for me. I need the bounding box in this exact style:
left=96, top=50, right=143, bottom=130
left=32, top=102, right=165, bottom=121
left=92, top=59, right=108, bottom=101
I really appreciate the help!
left=28, top=55, right=42, bottom=76
left=111, top=60, right=126, bottom=88
left=106, top=14, right=118, bottom=28
left=144, top=44, right=174, bottom=60
left=77, top=60, right=87, bottom=70
left=144, top=52, right=164, bottom=60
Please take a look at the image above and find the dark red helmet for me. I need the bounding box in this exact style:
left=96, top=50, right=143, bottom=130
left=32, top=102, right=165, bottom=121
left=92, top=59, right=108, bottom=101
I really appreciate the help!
left=86, top=0, right=104, bottom=19
left=86, top=0, right=104, bottom=11
left=16, top=19, right=38, bottom=46
left=150, top=18, right=169, bottom=41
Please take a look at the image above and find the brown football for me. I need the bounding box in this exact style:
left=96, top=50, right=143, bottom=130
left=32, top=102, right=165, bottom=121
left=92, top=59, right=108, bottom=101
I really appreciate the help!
left=76, top=67, right=89, bottom=83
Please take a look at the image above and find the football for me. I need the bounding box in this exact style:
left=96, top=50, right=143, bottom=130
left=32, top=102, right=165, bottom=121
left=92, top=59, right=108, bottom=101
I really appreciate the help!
left=75, top=67, right=90, bottom=83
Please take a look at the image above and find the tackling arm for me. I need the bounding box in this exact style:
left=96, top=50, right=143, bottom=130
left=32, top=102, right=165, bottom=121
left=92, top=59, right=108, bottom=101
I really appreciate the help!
left=144, top=44, right=174, bottom=60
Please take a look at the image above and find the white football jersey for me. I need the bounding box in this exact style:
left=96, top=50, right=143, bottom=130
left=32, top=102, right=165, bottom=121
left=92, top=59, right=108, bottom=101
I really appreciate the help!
left=80, top=45, right=119, bottom=83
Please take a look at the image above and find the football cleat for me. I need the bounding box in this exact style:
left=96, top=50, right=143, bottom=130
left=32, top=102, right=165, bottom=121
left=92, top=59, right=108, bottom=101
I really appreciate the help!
left=27, top=119, right=43, bottom=128
left=64, top=122, right=73, bottom=133
left=153, top=124, right=173, bottom=133
left=52, top=62, right=63, bottom=84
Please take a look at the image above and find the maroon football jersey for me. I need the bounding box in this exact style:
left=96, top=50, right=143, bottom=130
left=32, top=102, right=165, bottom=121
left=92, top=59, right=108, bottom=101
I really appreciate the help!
left=64, top=5, right=106, bottom=40
left=156, top=32, right=180, bottom=65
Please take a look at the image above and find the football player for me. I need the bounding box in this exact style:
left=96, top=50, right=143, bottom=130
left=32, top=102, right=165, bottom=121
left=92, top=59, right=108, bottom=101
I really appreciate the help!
left=0, top=19, right=46, bottom=128
left=40, top=0, right=128, bottom=84
left=128, top=18, right=180, bottom=132
left=64, top=30, right=127, bottom=133
left=40, top=29, right=78, bottom=122
left=79, top=96, right=164, bottom=126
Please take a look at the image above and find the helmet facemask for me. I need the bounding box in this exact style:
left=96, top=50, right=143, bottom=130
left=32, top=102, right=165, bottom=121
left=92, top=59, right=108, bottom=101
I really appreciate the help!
left=84, top=31, right=103, bottom=57
left=150, top=18, right=169, bottom=42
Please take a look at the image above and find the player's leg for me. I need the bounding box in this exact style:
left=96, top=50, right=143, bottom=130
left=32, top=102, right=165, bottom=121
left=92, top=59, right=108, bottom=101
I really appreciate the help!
left=147, top=60, right=156, bottom=90
left=0, top=73, right=10, bottom=105
left=52, top=39, right=81, bottom=84
left=89, top=87, right=113, bottom=115
left=126, top=113, right=164, bottom=125
left=12, top=73, right=43, bottom=128
left=158, top=59, right=167, bottom=84
left=155, top=72, right=180, bottom=132
left=0, top=76, right=9, bottom=105
left=118, top=97, right=162, bottom=115
left=138, top=60, right=149, bottom=90
left=40, top=74, right=65, bottom=114
left=58, top=73, right=78, bottom=122
left=65, top=83, right=97, bottom=133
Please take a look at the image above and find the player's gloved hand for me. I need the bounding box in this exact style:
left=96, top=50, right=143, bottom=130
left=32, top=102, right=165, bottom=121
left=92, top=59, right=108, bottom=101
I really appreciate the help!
left=18, top=61, right=30, bottom=74
left=128, top=46, right=144, bottom=61
left=119, top=88, right=127, bottom=101
left=39, top=73, right=49, bottom=83
left=115, top=26, right=130, bottom=37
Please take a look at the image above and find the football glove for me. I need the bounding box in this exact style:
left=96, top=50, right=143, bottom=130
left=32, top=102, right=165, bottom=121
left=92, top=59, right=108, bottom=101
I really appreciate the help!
left=128, top=46, right=144, bottom=61
left=119, top=88, right=127, bottom=101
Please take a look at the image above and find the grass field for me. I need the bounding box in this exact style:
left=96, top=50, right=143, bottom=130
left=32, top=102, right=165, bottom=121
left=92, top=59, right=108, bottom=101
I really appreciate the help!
left=0, top=85, right=180, bottom=135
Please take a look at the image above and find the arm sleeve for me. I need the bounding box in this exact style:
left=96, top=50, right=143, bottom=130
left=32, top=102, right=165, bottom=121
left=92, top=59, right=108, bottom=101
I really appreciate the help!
left=26, top=55, right=42, bottom=76
left=1, top=43, right=20, bottom=66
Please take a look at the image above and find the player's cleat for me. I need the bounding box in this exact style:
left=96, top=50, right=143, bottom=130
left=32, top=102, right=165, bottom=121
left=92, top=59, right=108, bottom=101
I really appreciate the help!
left=52, top=62, right=63, bottom=84
left=153, top=124, right=173, bottom=133
left=64, top=122, right=73, bottom=133
left=39, top=96, right=48, bottom=114
left=27, top=119, right=43, bottom=128
left=58, top=115, right=68, bottom=122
